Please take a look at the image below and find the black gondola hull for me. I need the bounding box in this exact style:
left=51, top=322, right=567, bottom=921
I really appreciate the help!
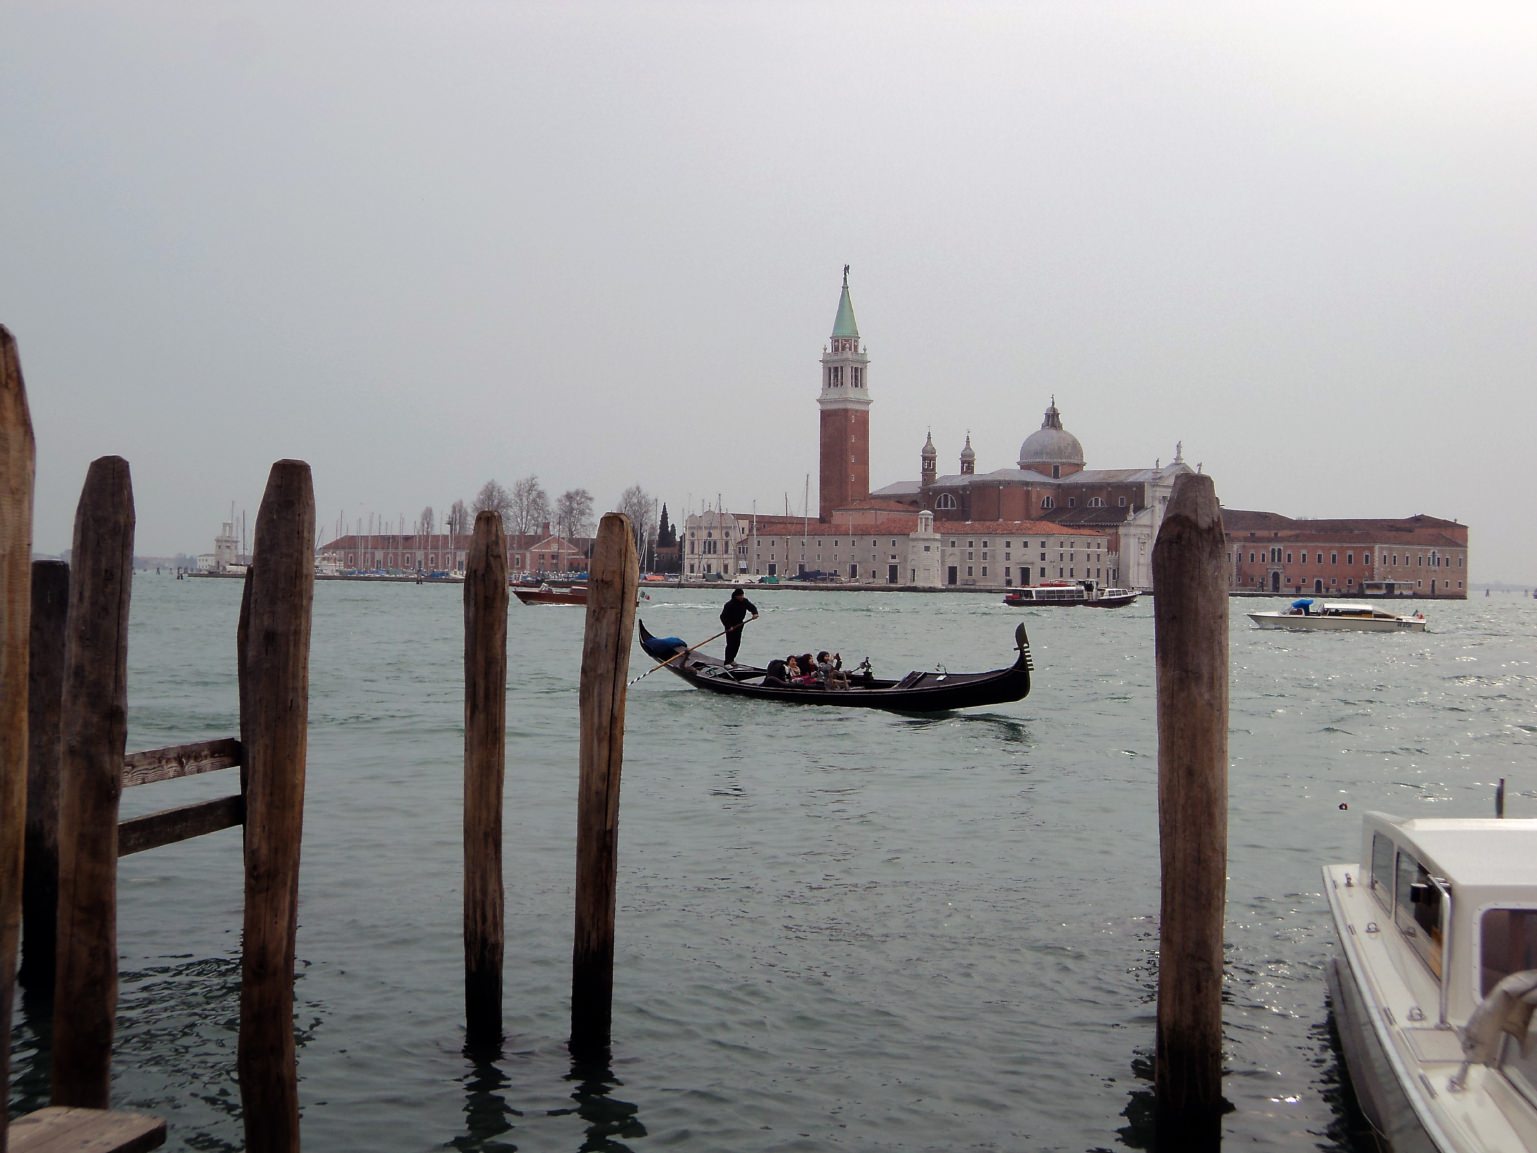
left=637, top=620, right=1033, bottom=712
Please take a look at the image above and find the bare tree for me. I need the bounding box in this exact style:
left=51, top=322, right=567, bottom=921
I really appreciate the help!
left=448, top=499, right=470, bottom=537
left=508, top=474, right=551, bottom=539
left=555, top=488, right=594, bottom=545
left=474, top=480, right=512, bottom=530
left=419, top=506, right=435, bottom=536
left=616, top=485, right=653, bottom=556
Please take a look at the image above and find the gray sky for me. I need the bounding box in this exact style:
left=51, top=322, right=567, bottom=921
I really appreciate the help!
left=6, top=3, right=1535, bottom=580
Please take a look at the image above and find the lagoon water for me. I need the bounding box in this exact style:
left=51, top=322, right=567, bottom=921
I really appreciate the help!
left=8, top=576, right=1536, bottom=1151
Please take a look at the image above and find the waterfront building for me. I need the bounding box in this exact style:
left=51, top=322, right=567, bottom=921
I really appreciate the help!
left=315, top=525, right=586, bottom=576
left=1223, top=511, right=1468, bottom=598
left=683, top=506, right=1107, bottom=588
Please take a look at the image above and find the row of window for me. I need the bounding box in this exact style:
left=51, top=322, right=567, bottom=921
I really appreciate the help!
left=949, top=539, right=1098, bottom=551
left=933, top=494, right=1128, bottom=511
left=1239, top=548, right=1463, bottom=568
left=959, top=566, right=1106, bottom=581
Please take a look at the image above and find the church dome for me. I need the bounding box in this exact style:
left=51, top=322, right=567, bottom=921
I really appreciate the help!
left=1018, top=400, right=1084, bottom=470
left=959, top=434, right=975, bottom=463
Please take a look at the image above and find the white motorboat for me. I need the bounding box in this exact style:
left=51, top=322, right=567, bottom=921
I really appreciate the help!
left=1323, top=812, right=1537, bottom=1151
left=1248, top=599, right=1427, bottom=632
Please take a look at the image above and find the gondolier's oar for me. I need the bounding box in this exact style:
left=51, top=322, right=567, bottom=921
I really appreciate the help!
left=627, top=618, right=752, bottom=686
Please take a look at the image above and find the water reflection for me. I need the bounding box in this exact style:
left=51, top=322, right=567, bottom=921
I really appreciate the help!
left=1115, top=1049, right=1156, bottom=1150
left=551, top=1045, right=645, bottom=1153
left=896, top=711, right=1033, bottom=741
left=8, top=986, right=53, bottom=1115
left=449, top=1045, right=645, bottom=1153
left=451, top=1050, right=521, bottom=1153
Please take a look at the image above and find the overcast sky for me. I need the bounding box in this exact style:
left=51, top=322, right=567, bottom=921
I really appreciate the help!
left=5, top=3, right=1535, bottom=580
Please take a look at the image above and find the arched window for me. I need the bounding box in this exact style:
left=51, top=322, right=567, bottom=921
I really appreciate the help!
left=1041, top=496, right=1054, bottom=510
left=935, top=493, right=958, bottom=510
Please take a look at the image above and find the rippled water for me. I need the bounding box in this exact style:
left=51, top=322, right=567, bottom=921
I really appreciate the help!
left=8, top=576, right=1536, bottom=1151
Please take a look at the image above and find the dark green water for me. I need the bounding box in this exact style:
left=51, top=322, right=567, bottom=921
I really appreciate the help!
left=8, top=576, right=1535, bottom=1151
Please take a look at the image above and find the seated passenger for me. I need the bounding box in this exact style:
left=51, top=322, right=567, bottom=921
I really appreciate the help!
left=763, top=657, right=790, bottom=686
left=817, top=650, right=848, bottom=689
left=788, top=654, right=820, bottom=686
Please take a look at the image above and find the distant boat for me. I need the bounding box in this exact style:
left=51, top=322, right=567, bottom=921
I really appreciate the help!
left=514, top=584, right=587, bottom=606
left=1248, top=599, right=1427, bottom=632
left=513, top=584, right=648, bottom=607
left=1003, top=579, right=1138, bottom=609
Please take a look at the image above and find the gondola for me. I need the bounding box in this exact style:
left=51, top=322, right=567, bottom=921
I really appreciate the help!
left=636, top=620, right=1034, bottom=712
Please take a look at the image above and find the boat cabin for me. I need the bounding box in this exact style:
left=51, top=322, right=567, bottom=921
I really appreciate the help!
left=1354, top=813, right=1537, bottom=1088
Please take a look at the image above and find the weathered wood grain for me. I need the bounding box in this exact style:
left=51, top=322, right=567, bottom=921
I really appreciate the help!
left=236, top=460, right=313, bottom=1153
left=571, top=513, right=639, bottom=1054
left=117, top=795, right=245, bottom=857
left=463, top=510, right=508, bottom=1051
left=1151, top=472, right=1229, bottom=1150
left=52, top=456, right=134, bottom=1110
left=10, top=1106, right=165, bottom=1153
left=2, top=323, right=38, bottom=1151
left=121, top=738, right=242, bottom=788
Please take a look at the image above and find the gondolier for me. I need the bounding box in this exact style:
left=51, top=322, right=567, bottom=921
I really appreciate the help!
left=719, top=587, right=759, bottom=665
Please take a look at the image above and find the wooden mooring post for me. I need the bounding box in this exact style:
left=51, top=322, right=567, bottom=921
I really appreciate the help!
left=2, top=323, right=38, bottom=1153
left=570, top=513, right=639, bottom=1055
left=20, top=560, right=68, bottom=996
left=51, top=456, right=135, bottom=1110
left=236, top=460, right=314, bottom=1153
left=464, top=511, right=508, bottom=1051
left=1152, top=472, right=1229, bottom=1149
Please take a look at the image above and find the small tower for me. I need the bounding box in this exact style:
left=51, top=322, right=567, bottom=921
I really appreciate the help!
left=921, top=430, right=937, bottom=488
left=959, top=432, right=975, bottom=476
left=818, top=265, right=872, bottom=520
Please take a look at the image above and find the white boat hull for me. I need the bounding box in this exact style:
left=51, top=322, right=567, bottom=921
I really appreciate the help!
left=1323, top=819, right=1537, bottom=1153
left=1249, top=612, right=1426, bottom=632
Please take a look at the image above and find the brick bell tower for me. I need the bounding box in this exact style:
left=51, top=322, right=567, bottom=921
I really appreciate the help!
left=818, top=265, right=871, bottom=520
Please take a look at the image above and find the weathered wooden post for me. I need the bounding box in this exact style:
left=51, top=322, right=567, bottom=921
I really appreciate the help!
left=51, top=456, right=135, bottom=1109
left=1, top=323, right=37, bottom=1152
left=1152, top=472, right=1229, bottom=1149
left=21, top=560, right=68, bottom=995
left=236, top=460, right=314, bottom=1153
left=570, top=513, right=639, bottom=1055
left=464, top=510, right=508, bottom=1051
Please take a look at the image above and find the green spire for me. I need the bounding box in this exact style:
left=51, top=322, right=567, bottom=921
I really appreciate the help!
left=832, top=264, right=859, bottom=340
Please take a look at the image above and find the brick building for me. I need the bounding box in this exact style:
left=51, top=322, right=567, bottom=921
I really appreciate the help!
left=1224, top=511, right=1468, bottom=598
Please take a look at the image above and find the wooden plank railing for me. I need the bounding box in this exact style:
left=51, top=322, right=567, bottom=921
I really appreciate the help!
left=119, top=738, right=246, bottom=857
left=122, top=738, right=241, bottom=787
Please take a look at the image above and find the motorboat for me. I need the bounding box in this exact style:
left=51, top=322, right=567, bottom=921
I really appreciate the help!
left=513, top=583, right=587, bottom=606
left=1323, top=811, right=1537, bottom=1151
left=1002, top=579, right=1138, bottom=608
left=1248, top=599, right=1427, bottom=632
left=513, top=584, right=648, bottom=607
left=636, top=620, right=1033, bottom=712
